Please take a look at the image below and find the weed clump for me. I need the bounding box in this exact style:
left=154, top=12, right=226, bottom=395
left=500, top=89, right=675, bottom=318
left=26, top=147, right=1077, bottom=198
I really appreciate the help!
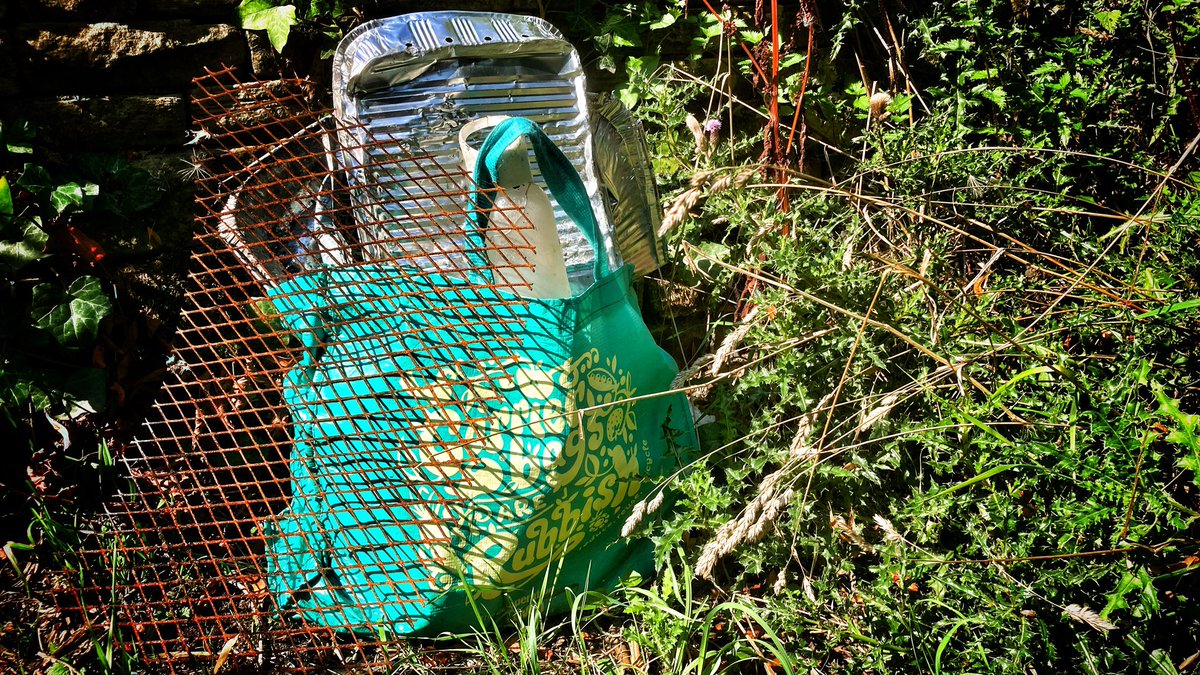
left=598, top=0, right=1200, bottom=672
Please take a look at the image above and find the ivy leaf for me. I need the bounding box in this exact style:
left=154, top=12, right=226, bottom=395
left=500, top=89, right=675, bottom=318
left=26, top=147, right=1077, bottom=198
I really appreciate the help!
left=2, top=120, right=34, bottom=155
left=32, top=276, right=112, bottom=349
left=693, top=242, right=731, bottom=278
left=0, top=217, right=49, bottom=273
left=0, top=176, right=12, bottom=218
left=0, top=370, right=51, bottom=410
left=239, top=0, right=298, bottom=53
left=16, top=164, right=52, bottom=195
left=62, top=367, right=107, bottom=417
left=600, top=13, right=642, bottom=48
left=50, top=182, right=85, bottom=215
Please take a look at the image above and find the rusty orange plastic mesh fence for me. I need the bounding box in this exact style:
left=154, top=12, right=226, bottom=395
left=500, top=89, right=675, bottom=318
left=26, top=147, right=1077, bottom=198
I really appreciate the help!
left=69, top=66, right=542, bottom=673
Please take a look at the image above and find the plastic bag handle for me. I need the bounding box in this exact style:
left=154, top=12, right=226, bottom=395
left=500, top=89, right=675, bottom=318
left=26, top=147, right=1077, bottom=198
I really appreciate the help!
left=467, top=118, right=608, bottom=281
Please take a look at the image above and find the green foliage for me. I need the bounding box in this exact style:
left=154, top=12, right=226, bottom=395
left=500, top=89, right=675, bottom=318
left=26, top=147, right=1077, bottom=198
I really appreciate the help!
left=237, top=0, right=357, bottom=55
left=0, top=186, right=49, bottom=275
left=585, top=2, right=672, bottom=73
left=1156, top=385, right=1200, bottom=482
left=239, top=0, right=298, bottom=52
left=0, top=122, right=116, bottom=418
left=604, top=0, right=1200, bottom=672
left=32, top=276, right=111, bottom=349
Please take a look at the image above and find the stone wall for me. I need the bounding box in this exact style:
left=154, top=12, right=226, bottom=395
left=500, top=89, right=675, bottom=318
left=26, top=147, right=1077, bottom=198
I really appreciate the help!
left=4, top=1, right=244, bottom=151
left=3, top=0, right=556, bottom=152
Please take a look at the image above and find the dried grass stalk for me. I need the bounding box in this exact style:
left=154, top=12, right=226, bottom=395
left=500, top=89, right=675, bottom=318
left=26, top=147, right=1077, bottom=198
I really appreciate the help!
left=830, top=513, right=874, bottom=553
left=696, top=470, right=794, bottom=580
left=856, top=392, right=900, bottom=433
left=659, top=167, right=756, bottom=238
left=873, top=514, right=904, bottom=543
left=686, top=113, right=705, bottom=150
left=669, top=354, right=713, bottom=390
left=620, top=488, right=669, bottom=537
left=1064, top=604, right=1117, bottom=632
left=711, top=306, right=760, bottom=376
left=789, top=391, right=836, bottom=461
left=772, top=569, right=788, bottom=595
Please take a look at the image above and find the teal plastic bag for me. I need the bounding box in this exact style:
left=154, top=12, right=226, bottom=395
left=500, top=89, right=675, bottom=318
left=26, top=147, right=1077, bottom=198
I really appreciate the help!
left=265, top=118, right=697, bottom=636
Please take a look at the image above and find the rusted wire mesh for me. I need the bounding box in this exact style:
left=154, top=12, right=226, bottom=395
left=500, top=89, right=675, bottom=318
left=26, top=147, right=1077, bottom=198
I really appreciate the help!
left=70, top=66, right=550, bottom=672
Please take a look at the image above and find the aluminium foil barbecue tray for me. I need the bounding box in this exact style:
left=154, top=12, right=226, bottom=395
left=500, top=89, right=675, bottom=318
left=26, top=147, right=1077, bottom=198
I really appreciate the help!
left=331, top=11, right=663, bottom=287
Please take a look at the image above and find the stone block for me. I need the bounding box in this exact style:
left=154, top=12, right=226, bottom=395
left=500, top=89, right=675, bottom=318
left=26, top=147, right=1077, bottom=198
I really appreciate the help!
left=246, top=29, right=285, bottom=79
left=13, top=96, right=187, bottom=150
left=18, top=22, right=247, bottom=93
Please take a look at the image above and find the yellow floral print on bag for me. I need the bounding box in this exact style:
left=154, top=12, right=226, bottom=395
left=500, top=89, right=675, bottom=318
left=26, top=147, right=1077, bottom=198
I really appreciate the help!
left=418, top=348, right=646, bottom=599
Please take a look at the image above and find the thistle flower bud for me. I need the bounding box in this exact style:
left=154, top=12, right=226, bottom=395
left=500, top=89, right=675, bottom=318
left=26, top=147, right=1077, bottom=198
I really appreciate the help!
left=869, top=92, right=894, bottom=120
